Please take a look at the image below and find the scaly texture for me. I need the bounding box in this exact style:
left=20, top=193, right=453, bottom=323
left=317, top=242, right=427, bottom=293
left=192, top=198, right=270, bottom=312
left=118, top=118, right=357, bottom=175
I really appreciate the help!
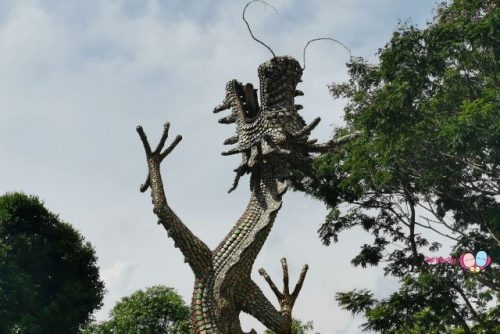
left=138, top=56, right=353, bottom=333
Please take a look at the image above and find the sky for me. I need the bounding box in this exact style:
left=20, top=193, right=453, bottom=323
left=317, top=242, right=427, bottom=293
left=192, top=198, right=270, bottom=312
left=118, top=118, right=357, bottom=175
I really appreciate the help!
left=0, top=1, right=441, bottom=333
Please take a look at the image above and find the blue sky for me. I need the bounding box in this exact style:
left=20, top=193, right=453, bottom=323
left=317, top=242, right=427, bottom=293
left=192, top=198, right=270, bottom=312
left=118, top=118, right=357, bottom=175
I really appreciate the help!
left=0, top=1, right=441, bottom=332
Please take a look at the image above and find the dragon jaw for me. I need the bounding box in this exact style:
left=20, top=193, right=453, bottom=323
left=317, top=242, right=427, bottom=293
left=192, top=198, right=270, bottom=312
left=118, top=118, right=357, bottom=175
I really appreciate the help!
left=213, top=56, right=322, bottom=192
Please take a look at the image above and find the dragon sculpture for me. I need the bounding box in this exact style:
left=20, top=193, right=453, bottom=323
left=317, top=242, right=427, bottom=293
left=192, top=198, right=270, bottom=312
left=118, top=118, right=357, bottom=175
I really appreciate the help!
left=136, top=3, right=355, bottom=333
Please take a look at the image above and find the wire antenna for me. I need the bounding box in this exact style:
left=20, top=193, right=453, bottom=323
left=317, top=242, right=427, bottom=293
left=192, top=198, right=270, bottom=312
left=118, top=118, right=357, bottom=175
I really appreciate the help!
left=302, top=37, right=352, bottom=70
left=243, top=0, right=278, bottom=58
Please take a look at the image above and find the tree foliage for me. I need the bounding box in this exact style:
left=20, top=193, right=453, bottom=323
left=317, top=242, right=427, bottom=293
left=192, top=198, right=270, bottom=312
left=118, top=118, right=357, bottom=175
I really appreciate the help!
left=306, top=0, right=499, bottom=332
left=83, top=285, right=190, bottom=334
left=0, top=192, right=105, bottom=334
left=264, top=318, right=318, bottom=334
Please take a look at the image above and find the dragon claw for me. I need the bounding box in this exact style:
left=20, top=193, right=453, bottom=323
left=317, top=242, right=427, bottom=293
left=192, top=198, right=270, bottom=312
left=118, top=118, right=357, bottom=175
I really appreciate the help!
left=137, top=123, right=182, bottom=191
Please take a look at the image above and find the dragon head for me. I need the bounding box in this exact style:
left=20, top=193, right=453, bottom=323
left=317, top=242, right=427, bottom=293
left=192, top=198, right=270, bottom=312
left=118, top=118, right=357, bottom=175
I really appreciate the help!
left=214, top=56, right=323, bottom=192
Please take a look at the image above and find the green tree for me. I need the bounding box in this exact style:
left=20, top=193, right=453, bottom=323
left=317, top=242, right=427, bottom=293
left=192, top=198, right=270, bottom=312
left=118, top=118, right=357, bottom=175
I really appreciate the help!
left=264, top=318, right=318, bottom=334
left=305, top=0, right=499, bottom=332
left=0, top=192, right=105, bottom=334
left=84, top=285, right=190, bottom=334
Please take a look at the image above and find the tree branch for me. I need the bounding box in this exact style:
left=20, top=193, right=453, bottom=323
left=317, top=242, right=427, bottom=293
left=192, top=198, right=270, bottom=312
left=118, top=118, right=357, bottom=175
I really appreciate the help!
left=416, top=216, right=461, bottom=242
left=450, top=283, right=480, bottom=322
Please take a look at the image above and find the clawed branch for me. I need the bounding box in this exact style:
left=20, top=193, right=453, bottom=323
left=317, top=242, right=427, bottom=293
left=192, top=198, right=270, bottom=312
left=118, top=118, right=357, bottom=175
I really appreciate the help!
left=136, top=122, right=213, bottom=278
left=259, top=258, right=309, bottom=323
left=136, top=123, right=182, bottom=192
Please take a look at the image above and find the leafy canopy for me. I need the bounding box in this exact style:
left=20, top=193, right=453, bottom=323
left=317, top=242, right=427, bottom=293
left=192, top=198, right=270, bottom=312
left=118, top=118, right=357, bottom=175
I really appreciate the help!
left=0, top=192, right=105, bottom=334
left=306, top=0, right=499, bottom=332
left=83, top=285, right=190, bottom=334
left=264, top=319, right=318, bottom=334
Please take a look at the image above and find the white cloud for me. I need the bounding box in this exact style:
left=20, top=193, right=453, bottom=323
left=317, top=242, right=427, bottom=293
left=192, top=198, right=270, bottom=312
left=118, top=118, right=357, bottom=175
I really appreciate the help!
left=0, top=1, right=438, bottom=332
left=101, top=260, right=135, bottom=289
left=97, top=260, right=136, bottom=321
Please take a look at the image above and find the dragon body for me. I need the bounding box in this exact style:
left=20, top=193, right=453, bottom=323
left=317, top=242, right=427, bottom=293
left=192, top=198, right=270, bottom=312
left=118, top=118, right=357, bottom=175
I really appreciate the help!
left=137, top=55, right=349, bottom=333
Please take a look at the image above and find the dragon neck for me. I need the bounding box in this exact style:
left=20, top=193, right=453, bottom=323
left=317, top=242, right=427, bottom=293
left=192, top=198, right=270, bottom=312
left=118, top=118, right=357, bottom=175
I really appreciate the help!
left=191, top=160, right=290, bottom=333
left=214, top=160, right=288, bottom=274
